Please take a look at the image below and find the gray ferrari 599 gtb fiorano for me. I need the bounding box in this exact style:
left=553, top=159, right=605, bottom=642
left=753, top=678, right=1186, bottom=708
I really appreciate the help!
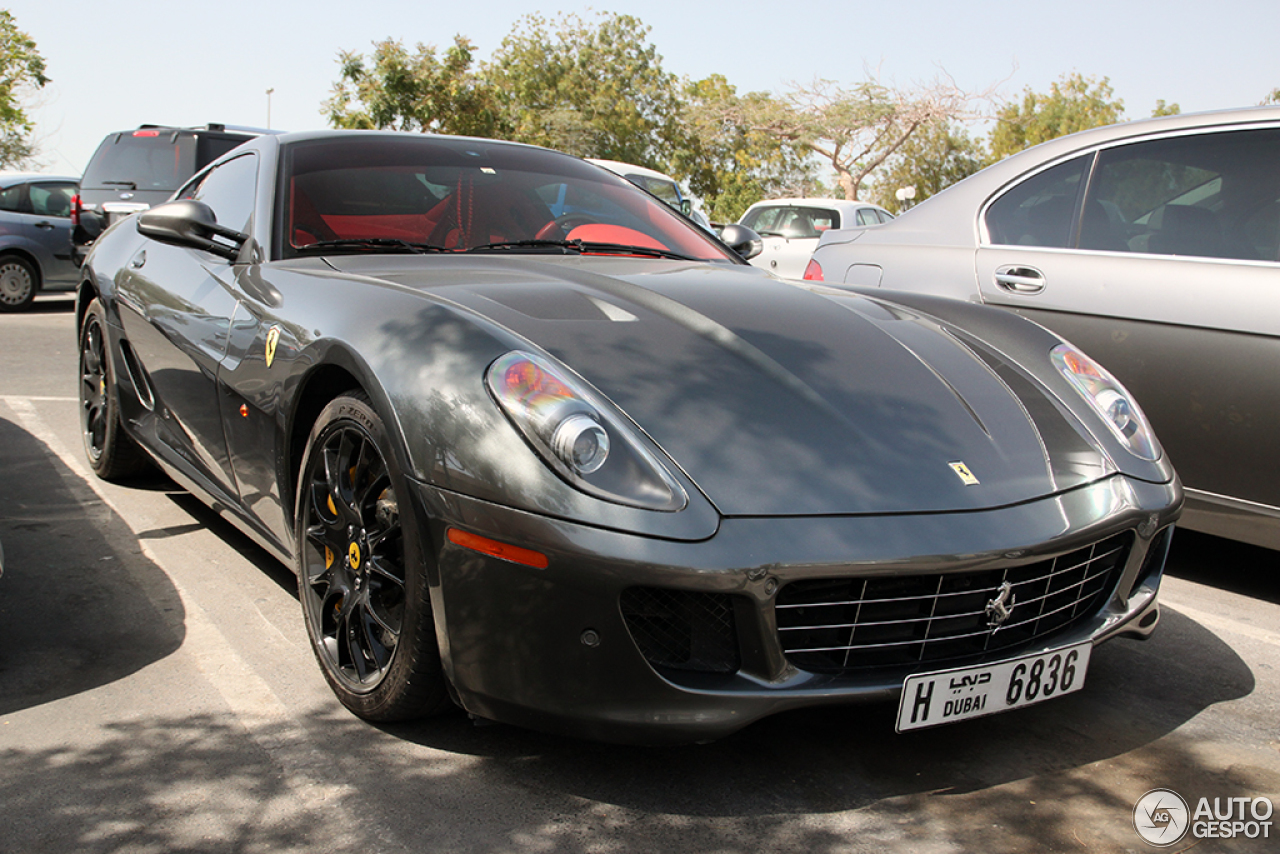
left=76, top=130, right=1181, bottom=743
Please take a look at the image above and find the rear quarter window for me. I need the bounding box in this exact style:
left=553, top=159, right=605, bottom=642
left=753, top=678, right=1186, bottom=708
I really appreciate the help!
left=985, top=156, right=1089, bottom=248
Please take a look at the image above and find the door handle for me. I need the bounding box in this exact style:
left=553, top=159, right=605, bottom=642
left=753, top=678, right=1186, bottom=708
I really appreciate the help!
left=35, top=221, right=55, bottom=230
left=994, top=265, right=1046, bottom=294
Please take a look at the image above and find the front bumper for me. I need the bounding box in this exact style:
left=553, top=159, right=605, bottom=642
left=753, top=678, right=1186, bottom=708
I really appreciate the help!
left=414, top=473, right=1180, bottom=743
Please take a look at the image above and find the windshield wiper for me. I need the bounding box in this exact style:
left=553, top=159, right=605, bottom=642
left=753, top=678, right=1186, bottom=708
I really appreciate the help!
left=295, top=238, right=447, bottom=255
left=573, top=242, right=695, bottom=261
left=466, top=239, right=692, bottom=260
left=466, top=239, right=586, bottom=254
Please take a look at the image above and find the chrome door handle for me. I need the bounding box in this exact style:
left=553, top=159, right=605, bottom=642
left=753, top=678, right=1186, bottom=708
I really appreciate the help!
left=994, top=265, right=1046, bottom=294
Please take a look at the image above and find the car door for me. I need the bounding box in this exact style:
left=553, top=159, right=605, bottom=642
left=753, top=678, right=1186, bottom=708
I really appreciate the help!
left=0, top=179, right=78, bottom=286
left=975, top=127, right=1280, bottom=515
left=115, top=153, right=259, bottom=504
left=25, top=181, right=78, bottom=285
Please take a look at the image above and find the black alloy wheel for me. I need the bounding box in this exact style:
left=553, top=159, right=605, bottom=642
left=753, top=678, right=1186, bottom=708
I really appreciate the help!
left=79, top=298, right=149, bottom=479
left=296, top=393, right=450, bottom=721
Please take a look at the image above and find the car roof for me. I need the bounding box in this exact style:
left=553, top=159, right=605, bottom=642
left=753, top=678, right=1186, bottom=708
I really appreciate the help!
left=0, top=172, right=79, bottom=184
left=743, top=198, right=889, bottom=213
left=587, top=159, right=681, bottom=184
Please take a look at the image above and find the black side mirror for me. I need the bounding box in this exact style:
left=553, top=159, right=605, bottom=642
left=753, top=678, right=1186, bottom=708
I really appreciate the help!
left=718, top=223, right=763, bottom=261
left=137, top=200, right=247, bottom=261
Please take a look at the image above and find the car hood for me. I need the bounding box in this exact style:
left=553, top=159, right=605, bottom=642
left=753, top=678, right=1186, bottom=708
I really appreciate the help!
left=326, top=255, right=1119, bottom=516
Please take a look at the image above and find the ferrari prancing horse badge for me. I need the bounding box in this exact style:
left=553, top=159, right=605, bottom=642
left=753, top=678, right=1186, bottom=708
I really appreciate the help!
left=262, top=325, right=280, bottom=368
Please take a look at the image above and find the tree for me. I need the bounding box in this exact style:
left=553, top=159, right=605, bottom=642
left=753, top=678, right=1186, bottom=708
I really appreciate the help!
left=674, top=75, right=819, bottom=222
left=485, top=12, right=682, bottom=167
left=867, top=120, right=986, bottom=212
left=989, top=72, right=1124, bottom=159
left=716, top=75, right=979, bottom=201
left=1263, top=88, right=1280, bottom=105
left=0, top=10, right=49, bottom=168
left=324, top=36, right=507, bottom=138
left=1151, top=99, right=1181, bottom=117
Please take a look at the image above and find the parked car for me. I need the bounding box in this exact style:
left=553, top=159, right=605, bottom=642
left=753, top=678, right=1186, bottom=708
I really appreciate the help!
left=807, top=106, right=1280, bottom=551
left=0, top=173, right=79, bottom=311
left=739, top=198, right=893, bottom=279
left=76, top=130, right=1178, bottom=743
left=72, top=123, right=267, bottom=260
left=587, top=158, right=714, bottom=231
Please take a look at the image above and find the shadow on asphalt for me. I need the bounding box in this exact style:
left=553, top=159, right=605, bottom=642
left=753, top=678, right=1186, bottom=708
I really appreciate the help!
left=26, top=294, right=76, bottom=314
left=1165, top=528, right=1280, bottom=605
left=0, top=413, right=186, bottom=717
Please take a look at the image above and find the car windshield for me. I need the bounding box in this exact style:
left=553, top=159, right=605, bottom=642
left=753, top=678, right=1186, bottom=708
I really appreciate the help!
left=277, top=136, right=734, bottom=262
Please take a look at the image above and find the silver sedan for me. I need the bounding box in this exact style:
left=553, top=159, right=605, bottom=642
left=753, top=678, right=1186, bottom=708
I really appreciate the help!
left=806, top=106, right=1280, bottom=550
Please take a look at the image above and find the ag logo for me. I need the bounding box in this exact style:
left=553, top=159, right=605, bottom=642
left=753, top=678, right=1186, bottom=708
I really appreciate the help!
left=1133, top=788, right=1189, bottom=846
left=264, top=325, right=281, bottom=368
left=948, top=461, right=979, bottom=486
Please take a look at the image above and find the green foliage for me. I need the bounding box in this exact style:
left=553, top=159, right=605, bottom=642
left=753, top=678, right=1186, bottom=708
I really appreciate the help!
left=723, top=77, right=974, bottom=201
left=990, top=73, right=1124, bottom=159
left=1151, top=99, right=1181, bottom=117
left=486, top=12, right=681, bottom=167
left=675, top=75, right=818, bottom=222
left=324, top=36, right=507, bottom=137
left=867, top=120, right=987, bottom=211
left=1263, top=88, right=1280, bottom=105
left=0, top=10, right=49, bottom=168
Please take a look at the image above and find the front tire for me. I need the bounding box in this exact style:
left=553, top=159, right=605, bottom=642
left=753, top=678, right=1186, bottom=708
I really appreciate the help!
left=295, top=393, right=451, bottom=721
left=0, top=255, right=37, bottom=312
left=79, top=298, right=151, bottom=479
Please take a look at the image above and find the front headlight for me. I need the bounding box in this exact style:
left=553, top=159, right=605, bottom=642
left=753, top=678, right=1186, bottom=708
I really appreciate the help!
left=486, top=350, right=688, bottom=511
left=1052, top=343, right=1159, bottom=461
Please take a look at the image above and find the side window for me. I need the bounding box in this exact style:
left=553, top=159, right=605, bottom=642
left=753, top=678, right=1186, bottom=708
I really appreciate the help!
left=185, top=153, right=258, bottom=232
left=985, top=155, right=1090, bottom=248
left=856, top=209, right=878, bottom=227
left=876, top=209, right=895, bottom=223
left=0, top=184, right=24, bottom=213
left=742, top=206, right=783, bottom=233
left=1081, top=128, right=1280, bottom=261
left=30, top=182, right=75, bottom=217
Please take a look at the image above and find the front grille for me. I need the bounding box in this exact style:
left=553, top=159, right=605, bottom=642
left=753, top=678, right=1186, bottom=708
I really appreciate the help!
left=621, top=587, right=741, bottom=674
left=776, top=534, right=1130, bottom=673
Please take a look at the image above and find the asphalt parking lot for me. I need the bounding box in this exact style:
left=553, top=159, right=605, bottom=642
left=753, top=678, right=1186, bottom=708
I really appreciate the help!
left=2, top=295, right=1278, bottom=853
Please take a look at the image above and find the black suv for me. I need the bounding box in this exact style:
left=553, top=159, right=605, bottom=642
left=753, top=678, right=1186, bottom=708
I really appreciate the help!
left=72, top=124, right=266, bottom=258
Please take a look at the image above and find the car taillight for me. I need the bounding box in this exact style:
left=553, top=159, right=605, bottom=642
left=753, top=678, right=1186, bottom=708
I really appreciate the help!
left=802, top=259, right=824, bottom=281
left=70, top=193, right=82, bottom=227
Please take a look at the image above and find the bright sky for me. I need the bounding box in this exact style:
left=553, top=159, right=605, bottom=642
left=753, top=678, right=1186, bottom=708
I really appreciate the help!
left=12, top=0, right=1279, bottom=177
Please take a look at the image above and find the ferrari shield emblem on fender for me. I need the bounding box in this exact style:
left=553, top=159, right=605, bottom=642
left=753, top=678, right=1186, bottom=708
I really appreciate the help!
left=262, top=327, right=280, bottom=368
left=949, top=461, right=979, bottom=485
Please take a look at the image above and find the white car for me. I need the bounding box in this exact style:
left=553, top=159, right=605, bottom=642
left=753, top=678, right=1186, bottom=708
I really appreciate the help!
left=587, top=159, right=713, bottom=231
left=739, top=198, right=894, bottom=279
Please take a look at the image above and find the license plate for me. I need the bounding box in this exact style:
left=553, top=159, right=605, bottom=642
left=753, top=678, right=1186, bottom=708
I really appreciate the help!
left=895, top=642, right=1091, bottom=732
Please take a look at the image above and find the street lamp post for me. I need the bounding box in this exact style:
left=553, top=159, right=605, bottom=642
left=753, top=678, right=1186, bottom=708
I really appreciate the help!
left=266, top=88, right=274, bottom=130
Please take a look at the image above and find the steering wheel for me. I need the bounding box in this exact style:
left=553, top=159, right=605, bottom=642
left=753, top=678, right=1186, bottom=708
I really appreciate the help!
left=536, top=213, right=596, bottom=240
